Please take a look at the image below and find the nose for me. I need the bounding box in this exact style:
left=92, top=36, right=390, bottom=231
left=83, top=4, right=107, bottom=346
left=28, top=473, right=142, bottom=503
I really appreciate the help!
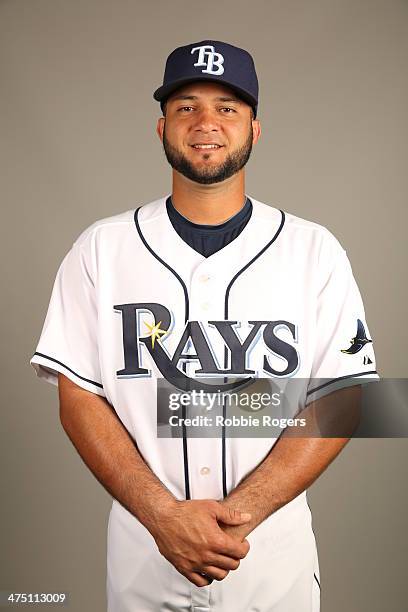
left=193, top=107, right=220, bottom=133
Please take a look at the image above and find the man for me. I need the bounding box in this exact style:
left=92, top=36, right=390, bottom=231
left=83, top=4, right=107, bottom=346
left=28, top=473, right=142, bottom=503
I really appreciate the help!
left=30, top=40, right=379, bottom=611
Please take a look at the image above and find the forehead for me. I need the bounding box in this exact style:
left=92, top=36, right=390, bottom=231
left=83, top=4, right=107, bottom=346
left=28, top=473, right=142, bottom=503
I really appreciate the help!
left=167, top=81, right=245, bottom=104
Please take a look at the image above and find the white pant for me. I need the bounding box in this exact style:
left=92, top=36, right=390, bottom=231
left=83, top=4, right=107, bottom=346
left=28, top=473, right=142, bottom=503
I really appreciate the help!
left=107, top=494, right=320, bottom=612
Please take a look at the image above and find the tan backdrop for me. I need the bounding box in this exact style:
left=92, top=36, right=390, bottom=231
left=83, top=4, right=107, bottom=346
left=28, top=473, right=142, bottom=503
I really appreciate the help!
left=1, top=0, right=407, bottom=610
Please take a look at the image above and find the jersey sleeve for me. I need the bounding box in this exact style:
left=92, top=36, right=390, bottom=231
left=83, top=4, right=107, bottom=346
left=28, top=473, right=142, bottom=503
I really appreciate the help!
left=29, top=234, right=105, bottom=397
left=305, top=233, right=379, bottom=404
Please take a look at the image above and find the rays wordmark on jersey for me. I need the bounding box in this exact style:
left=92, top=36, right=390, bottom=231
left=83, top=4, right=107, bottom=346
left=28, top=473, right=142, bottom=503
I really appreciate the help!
left=114, top=302, right=300, bottom=391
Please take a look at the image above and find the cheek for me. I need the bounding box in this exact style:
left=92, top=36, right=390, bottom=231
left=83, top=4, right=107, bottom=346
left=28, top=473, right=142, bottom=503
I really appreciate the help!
left=165, top=125, right=188, bottom=146
left=223, top=125, right=245, bottom=141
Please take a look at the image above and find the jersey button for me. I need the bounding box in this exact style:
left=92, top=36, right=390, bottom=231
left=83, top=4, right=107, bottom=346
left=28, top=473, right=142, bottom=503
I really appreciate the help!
left=201, top=302, right=210, bottom=311
left=199, top=274, right=210, bottom=283
left=200, top=466, right=211, bottom=476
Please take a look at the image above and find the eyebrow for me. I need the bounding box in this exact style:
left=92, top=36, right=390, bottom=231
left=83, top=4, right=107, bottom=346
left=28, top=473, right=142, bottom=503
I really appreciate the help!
left=170, top=94, right=243, bottom=105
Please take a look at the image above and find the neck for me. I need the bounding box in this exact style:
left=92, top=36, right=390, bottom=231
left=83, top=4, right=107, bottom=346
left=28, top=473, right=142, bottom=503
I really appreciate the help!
left=170, top=170, right=246, bottom=224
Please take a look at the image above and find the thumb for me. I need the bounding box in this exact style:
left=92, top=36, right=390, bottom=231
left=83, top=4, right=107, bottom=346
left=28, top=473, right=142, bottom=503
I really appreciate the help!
left=215, top=505, right=252, bottom=525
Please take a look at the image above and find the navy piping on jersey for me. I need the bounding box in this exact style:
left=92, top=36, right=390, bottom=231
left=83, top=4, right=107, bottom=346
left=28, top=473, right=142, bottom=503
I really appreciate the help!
left=306, top=370, right=378, bottom=396
left=134, top=207, right=191, bottom=500
left=134, top=206, right=288, bottom=501
left=134, top=206, right=285, bottom=499
left=180, top=361, right=190, bottom=497
left=134, top=208, right=190, bottom=321
left=221, top=209, right=286, bottom=498
left=33, top=352, right=104, bottom=389
left=306, top=495, right=321, bottom=591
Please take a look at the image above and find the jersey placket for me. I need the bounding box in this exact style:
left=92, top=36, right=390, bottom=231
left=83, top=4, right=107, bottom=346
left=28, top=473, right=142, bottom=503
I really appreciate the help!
left=188, top=261, right=226, bottom=612
left=186, top=262, right=226, bottom=502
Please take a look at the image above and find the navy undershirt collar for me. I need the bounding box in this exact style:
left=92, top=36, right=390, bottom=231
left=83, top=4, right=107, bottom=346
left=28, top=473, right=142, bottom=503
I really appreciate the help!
left=166, top=195, right=252, bottom=232
left=166, top=195, right=253, bottom=258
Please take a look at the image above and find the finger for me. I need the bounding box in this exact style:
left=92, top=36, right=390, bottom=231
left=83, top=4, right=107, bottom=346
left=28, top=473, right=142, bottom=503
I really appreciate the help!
left=216, top=535, right=251, bottom=559
left=200, top=565, right=230, bottom=581
left=188, top=571, right=213, bottom=587
left=215, top=505, right=252, bottom=526
left=205, top=554, right=240, bottom=571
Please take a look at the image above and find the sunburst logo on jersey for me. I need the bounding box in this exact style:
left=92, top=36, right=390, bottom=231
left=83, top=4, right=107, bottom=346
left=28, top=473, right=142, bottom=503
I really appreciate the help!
left=144, top=320, right=167, bottom=348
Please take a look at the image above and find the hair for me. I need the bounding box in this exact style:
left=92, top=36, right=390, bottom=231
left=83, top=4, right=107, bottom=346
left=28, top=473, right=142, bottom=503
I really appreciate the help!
left=162, top=99, right=255, bottom=120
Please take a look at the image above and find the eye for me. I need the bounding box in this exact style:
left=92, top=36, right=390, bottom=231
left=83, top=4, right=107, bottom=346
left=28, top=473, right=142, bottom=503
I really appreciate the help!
left=177, top=106, right=195, bottom=112
left=220, top=107, right=236, bottom=113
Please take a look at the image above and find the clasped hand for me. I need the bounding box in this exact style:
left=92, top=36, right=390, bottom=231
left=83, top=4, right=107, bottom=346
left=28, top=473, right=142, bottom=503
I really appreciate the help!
left=151, top=499, right=252, bottom=587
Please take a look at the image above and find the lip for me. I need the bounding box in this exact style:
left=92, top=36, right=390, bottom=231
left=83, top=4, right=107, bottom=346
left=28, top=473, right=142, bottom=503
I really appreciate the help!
left=190, top=143, right=224, bottom=146
left=190, top=144, right=224, bottom=150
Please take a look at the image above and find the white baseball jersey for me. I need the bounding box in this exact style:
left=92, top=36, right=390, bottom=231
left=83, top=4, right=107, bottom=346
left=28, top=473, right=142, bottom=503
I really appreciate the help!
left=30, top=195, right=379, bottom=612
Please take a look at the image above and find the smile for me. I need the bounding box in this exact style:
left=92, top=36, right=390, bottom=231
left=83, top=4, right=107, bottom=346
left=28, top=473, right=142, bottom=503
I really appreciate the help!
left=191, top=144, right=223, bottom=150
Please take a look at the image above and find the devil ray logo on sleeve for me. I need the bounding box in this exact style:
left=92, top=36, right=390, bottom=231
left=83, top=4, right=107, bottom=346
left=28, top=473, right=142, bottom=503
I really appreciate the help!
left=113, top=303, right=300, bottom=391
left=340, top=318, right=373, bottom=355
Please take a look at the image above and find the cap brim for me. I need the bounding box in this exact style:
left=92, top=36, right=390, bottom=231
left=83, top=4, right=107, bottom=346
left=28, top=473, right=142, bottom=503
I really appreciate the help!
left=153, top=76, right=257, bottom=111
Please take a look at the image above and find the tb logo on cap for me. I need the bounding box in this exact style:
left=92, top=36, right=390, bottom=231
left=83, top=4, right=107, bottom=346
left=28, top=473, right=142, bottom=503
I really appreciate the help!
left=191, top=45, right=225, bottom=75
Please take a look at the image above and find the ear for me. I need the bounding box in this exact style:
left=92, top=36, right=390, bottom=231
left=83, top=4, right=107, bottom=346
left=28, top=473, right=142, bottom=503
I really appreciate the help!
left=156, top=117, right=165, bottom=142
left=251, top=118, right=261, bottom=145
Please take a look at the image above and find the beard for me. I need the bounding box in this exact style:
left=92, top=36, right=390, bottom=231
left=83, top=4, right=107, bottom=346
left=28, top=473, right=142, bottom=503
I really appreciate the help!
left=162, top=123, right=253, bottom=185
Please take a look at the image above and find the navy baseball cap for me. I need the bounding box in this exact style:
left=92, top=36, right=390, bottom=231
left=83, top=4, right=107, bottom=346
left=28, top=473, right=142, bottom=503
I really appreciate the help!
left=153, top=40, right=259, bottom=118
